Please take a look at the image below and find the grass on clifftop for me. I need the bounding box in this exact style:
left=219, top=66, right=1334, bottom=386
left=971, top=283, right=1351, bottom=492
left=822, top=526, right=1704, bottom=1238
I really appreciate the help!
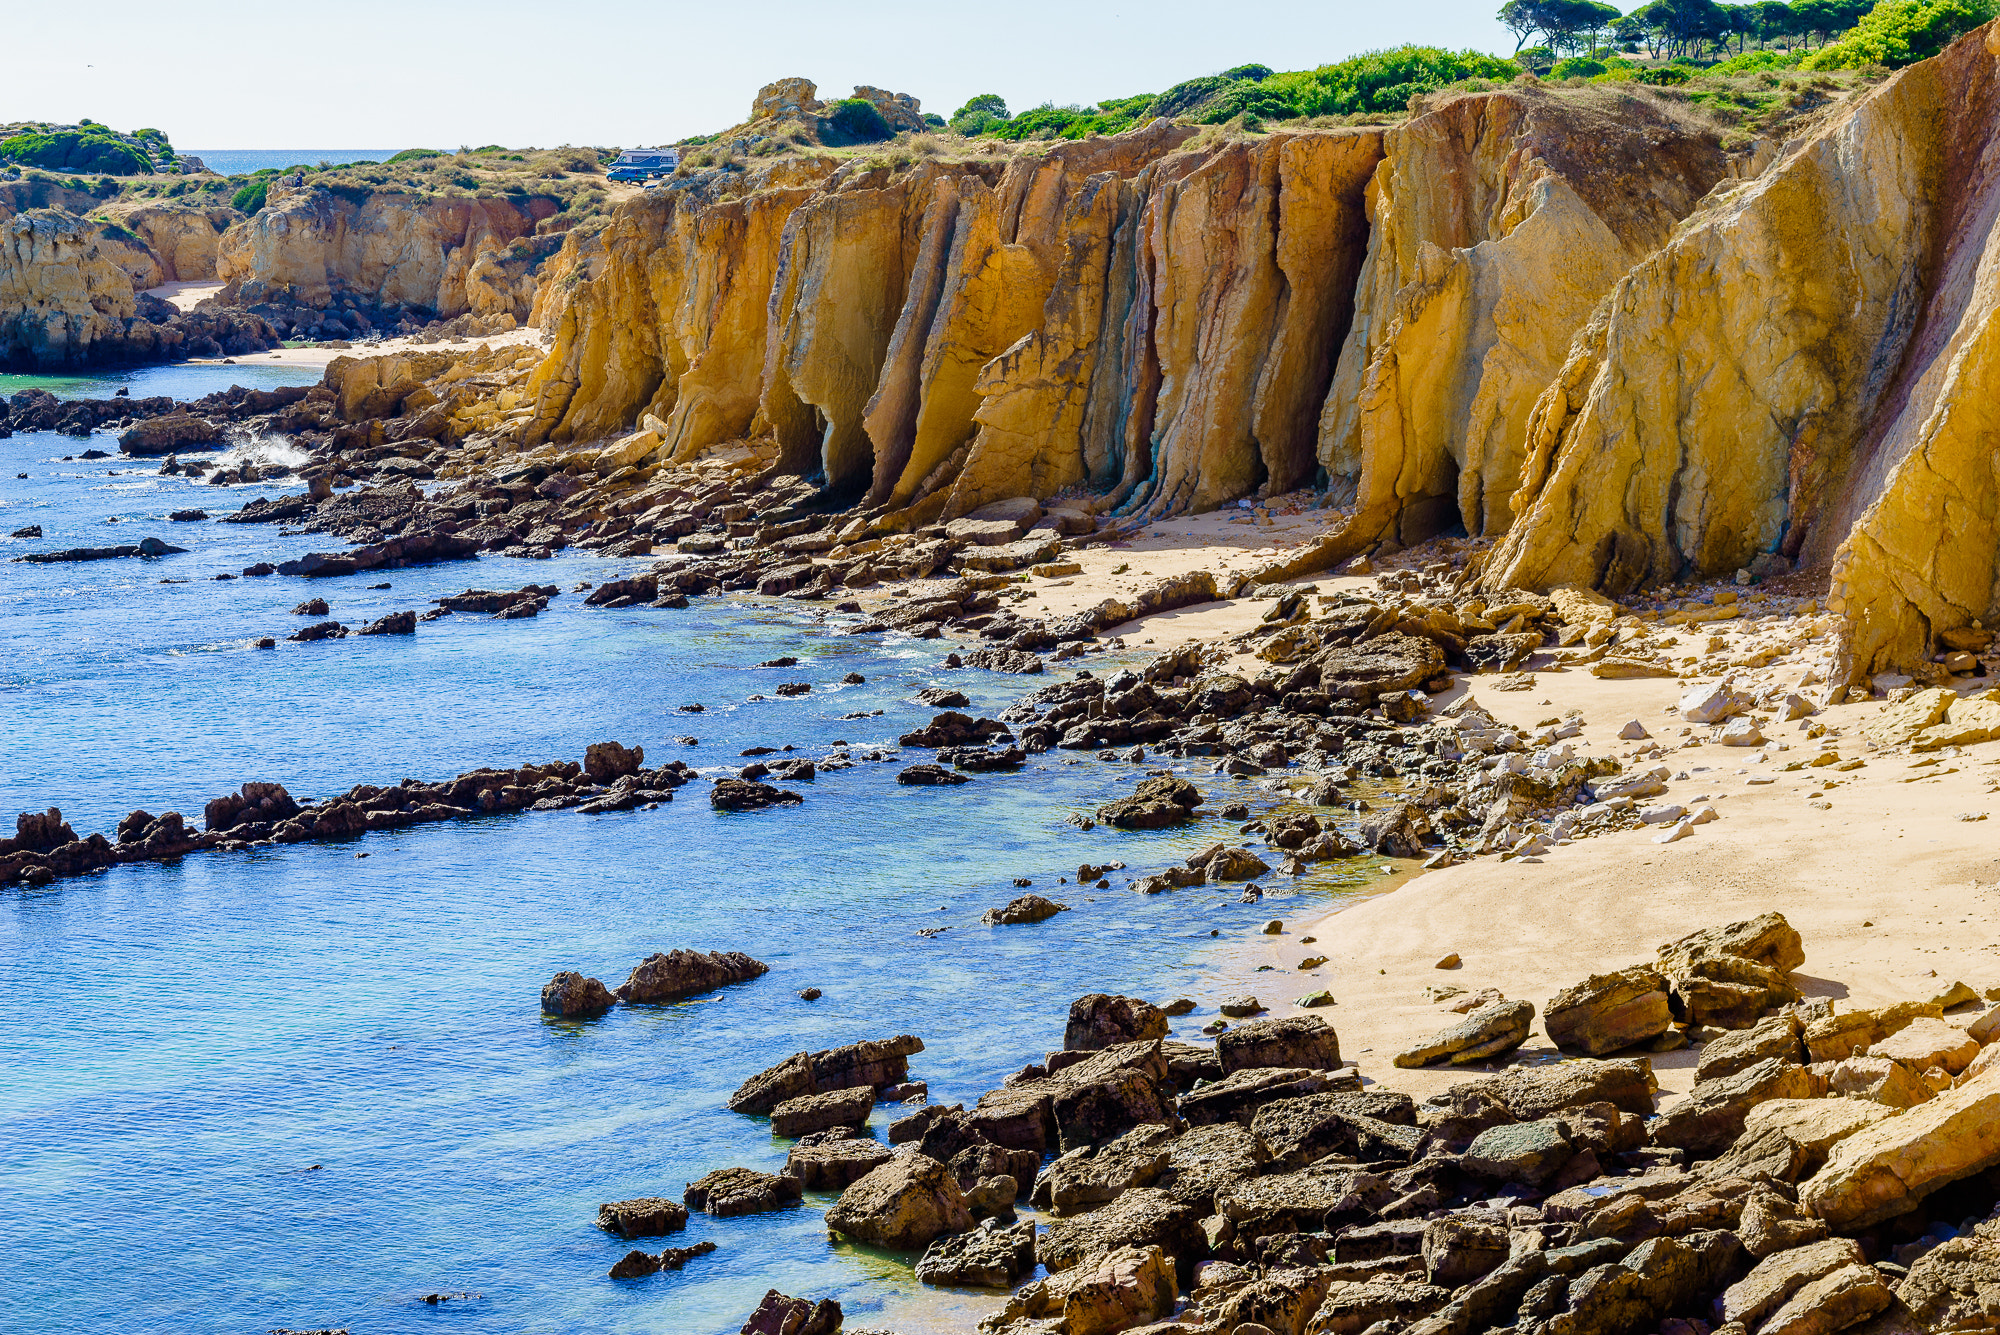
left=44, top=145, right=625, bottom=232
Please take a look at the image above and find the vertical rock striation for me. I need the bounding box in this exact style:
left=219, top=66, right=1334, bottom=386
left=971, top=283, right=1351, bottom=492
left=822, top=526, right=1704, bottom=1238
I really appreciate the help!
left=1318, top=87, right=1730, bottom=560
left=1486, top=25, right=2000, bottom=682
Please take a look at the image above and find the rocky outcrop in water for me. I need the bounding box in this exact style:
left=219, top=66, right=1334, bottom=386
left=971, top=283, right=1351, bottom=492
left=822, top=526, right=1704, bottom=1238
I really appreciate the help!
left=0, top=743, right=688, bottom=888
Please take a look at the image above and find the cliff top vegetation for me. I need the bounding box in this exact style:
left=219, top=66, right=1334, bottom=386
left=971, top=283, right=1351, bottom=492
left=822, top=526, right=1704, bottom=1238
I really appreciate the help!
left=0, top=144, right=628, bottom=235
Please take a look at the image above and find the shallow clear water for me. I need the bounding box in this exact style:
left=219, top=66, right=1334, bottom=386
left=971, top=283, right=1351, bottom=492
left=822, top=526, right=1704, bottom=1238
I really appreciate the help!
left=0, top=366, right=1386, bottom=1334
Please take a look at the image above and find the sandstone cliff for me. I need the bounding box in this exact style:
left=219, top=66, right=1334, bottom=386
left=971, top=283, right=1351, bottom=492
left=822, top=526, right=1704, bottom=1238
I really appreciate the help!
left=0, top=209, right=135, bottom=364
left=1485, top=26, right=2000, bottom=682
left=215, top=185, right=555, bottom=317
left=0, top=207, right=281, bottom=367
left=99, top=201, right=243, bottom=282
left=1316, top=88, right=1732, bottom=564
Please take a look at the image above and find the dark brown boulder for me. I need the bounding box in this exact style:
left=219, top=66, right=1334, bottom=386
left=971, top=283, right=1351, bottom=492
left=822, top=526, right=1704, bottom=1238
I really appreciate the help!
left=1217, top=1015, right=1341, bottom=1074
left=541, top=971, right=616, bottom=1018
left=739, top=1289, right=841, bottom=1335
left=615, top=949, right=768, bottom=1004
left=710, top=778, right=804, bottom=810
left=596, top=1196, right=689, bottom=1238
left=684, top=1167, right=802, bottom=1217
left=728, top=1035, right=925, bottom=1115
left=1065, top=994, right=1170, bottom=1052
left=1097, top=776, right=1204, bottom=829
left=584, top=740, right=644, bottom=783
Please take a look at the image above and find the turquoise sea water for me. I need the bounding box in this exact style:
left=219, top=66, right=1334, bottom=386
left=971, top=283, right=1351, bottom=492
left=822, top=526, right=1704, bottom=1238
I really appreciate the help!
left=0, top=363, right=1387, bottom=1334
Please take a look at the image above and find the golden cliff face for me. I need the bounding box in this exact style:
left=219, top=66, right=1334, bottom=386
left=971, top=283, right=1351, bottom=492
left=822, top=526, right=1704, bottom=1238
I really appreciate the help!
left=1485, top=27, right=2000, bottom=682
left=0, top=209, right=136, bottom=365
left=1319, top=89, right=1730, bottom=560
left=502, top=40, right=2000, bottom=682
left=99, top=201, right=243, bottom=283
left=215, top=186, right=549, bottom=316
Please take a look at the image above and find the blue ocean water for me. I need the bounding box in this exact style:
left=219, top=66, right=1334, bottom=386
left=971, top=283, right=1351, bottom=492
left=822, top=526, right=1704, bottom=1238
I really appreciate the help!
left=0, top=363, right=1390, bottom=1334
left=184, top=150, right=399, bottom=177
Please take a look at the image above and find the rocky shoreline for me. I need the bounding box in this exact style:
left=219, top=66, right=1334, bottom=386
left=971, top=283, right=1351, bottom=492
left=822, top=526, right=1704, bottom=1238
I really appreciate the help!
left=567, top=911, right=2000, bottom=1335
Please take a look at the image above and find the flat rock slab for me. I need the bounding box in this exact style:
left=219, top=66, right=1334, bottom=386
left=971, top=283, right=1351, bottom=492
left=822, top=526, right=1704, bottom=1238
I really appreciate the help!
left=683, top=1167, right=802, bottom=1217
left=771, top=1085, right=875, bottom=1138
left=596, top=1196, right=689, bottom=1238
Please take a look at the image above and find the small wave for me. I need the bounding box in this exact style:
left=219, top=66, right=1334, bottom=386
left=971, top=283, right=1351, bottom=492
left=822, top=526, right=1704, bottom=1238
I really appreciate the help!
left=213, top=435, right=314, bottom=470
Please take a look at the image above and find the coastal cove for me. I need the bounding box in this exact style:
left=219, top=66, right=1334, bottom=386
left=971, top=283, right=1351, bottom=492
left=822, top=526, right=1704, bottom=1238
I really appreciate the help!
left=0, top=364, right=1395, bottom=1335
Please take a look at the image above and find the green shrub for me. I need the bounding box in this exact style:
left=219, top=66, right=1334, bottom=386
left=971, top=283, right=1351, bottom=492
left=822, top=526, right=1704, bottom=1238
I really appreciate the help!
left=1804, top=0, right=1993, bottom=67
left=387, top=148, right=445, bottom=163
left=1640, top=64, right=1693, bottom=83
left=1707, top=48, right=1804, bottom=73
left=95, top=220, right=137, bottom=242
left=1223, top=63, right=1275, bottom=80
left=1552, top=56, right=1609, bottom=77
left=1262, top=46, right=1519, bottom=116
left=1147, top=75, right=1236, bottom=118
left=231, top=180, right=268, bottom=214
left=823, top=98, right=893, bottom=143
left=0, top=130, right=151, bottom=176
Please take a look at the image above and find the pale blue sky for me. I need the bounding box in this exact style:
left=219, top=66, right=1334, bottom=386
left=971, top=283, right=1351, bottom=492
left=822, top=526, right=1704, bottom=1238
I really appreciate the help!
left=10, top=1, right=1518, bottom=150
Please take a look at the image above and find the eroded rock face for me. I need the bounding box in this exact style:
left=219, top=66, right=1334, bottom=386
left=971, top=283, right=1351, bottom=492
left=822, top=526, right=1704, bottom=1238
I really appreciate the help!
left=524, top=162, right=833, bottom=451
left=99, top=201, right=242, bottom=282
left=216, top=185, right=548, bottom=318
left=1320, top=86, right=1730, bottom=560
left=1485, top=27, right=2000, bottom=683
left=1, top=209, right=137, bottom=366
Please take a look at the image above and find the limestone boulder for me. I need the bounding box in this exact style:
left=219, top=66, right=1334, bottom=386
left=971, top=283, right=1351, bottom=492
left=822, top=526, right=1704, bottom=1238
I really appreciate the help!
left=1897, top=1235, right=2000, bottom=1331
left=1649, top=1057, right=1817, bottom=1156
left=1462, top=1118, right=1576, bottom=1185
left=914, top=1219, right=1037, bottom=1288
left=1695, top=1012, right=1805, bottom=1083
left=1806, top=1000, right=1945, bottom=1063
left=1717, top=1237, right=1869, bottom=1329
left=1827, top=1054, right=1938, bottom=1109
left=738, top=1289, right=841, bottom=1335
left=785, top=1136, right=894, bottom=1190
left=1037, top=1187, right=1203, bottom=1275
left=1704, top=1097, right=1893, bottom=1185
left=986, top=1244, right=1176, bottom=1335
left=1870, top=1017, right=1980, bottom=1075
left=540, top=970, right=616, bottom=1018
left=752, top=77, right=823, bottom=121
left=1394, top=1000, right=1534, bottom=1068
left=1545, top=966, right=1672, bottom=1056
left=596, top=1196, right=689, bottom=1238
left=1064, top=994, right=1170, bottom=1053
left=824, top=1152, right=972, bottom=1251
left=684, top=1166, right=802, bottom=1217
left=1801, top=1067, right=2000, bottom=1229
left=1096, top=776, right=1204, bottom=830
left=770, top=1086, right=874, bottom=1138
left=1217, top=1015, right=1341, bottom=1074
left=728, top=1034, right=924, bottom=1114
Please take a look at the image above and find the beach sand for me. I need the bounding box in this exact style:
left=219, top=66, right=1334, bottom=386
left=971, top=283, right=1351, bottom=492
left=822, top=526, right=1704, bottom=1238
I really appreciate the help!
left=875, top=501, right=2000, bottom=1106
